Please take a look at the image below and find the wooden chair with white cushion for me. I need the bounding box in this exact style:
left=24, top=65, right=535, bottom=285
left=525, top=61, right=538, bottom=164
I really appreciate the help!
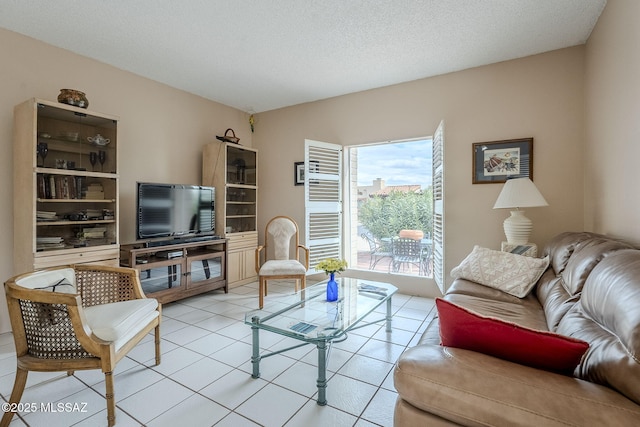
left=1, top=265, right=161, bottom=427
left=255, top=216, right=309, bottom=308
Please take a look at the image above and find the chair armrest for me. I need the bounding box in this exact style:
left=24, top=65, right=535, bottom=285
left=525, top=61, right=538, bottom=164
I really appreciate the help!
left=73, top=265, right=146, bottom=306
left=4, top=282, right=111, bottom=358
left=255, top=245, right=265, bottom=273
left=297, top=245, right=310, bottom=269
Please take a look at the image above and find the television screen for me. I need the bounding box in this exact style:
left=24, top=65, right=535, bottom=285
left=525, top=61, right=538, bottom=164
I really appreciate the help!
left=137, top=182, right=215, bottom=239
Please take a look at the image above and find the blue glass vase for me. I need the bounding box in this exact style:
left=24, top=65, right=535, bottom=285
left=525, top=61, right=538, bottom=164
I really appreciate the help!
left=326, top=273, right=338, bottom=302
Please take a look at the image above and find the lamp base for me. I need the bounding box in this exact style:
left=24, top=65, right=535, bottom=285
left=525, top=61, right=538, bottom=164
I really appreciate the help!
left=503, top=210, right=532, bottom=244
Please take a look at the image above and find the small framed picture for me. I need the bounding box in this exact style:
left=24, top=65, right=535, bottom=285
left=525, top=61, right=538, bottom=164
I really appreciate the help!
left=294, top=161, right=320, bottom=185
left=294, top=162, right=305, bottom=185
left=472, top=138, right=533, bottom=184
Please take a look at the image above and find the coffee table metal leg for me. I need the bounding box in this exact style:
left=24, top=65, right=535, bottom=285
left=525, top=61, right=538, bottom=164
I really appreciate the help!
left=251, top=322, right=261, bottom=378
left=386, top=297, right=393, bottom=333
left=316, top=340, right=328, bottom=405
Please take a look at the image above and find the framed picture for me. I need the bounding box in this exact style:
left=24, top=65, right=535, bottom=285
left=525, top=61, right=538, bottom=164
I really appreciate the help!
left=472, top=138, right=533, bottom=184
left=294, top=162, right=305, bottom=185
left=294, top=160, right=320, bottom=186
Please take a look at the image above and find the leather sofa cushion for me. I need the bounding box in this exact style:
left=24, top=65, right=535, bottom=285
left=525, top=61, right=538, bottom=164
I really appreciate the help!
left=536, top=268, right=578, bottom=331
left=394, top=344, right=640, bottom=426
left=447, top=278, right=540, bottom=306
left=436, top=298, right=588, bottom=373
left=560, top=238, right=634, bottom=296
left=543, top=231, right=594, bottom=275
left=557, top=249, right=640, bottom=405
left=445, top=288, right=548, bottom=332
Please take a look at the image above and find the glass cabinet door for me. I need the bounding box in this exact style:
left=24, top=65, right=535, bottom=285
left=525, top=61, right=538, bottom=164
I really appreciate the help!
left=138, top=260, right=184, bottom=295
left=225, top=187, right=256, bottom=233
left=226, top=145, right=256, bottom=186
left=187, top=252, right=225, bottom=287
left=37, top=103, right=117, bottom=173
left=35, top=102, right=118, bottom=251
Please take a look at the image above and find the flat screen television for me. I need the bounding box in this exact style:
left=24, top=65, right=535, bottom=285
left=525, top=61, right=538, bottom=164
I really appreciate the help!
left=136, top=182, right=215, bottom=240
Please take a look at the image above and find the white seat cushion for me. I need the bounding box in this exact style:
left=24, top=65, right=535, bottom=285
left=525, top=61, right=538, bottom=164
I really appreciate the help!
left=84, top=299, right=159, bottom=349
left=259, top=260, right=306, bottom=276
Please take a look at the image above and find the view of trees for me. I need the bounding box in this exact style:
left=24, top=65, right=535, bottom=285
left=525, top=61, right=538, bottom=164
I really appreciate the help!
left=358, top=187, right=433, bottom=239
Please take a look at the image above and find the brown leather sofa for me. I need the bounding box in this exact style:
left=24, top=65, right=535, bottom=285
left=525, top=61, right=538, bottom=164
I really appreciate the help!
left=394, top=232, right=640, bottom=426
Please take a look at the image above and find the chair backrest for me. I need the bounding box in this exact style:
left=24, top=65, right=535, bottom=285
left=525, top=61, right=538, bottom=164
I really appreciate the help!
left=5, top=268, right=91, bottom=359
left=265, top=216, right=299, bottom=260
left=361, top=233, right=377, bottom=252
left=393, top=238, right=423, bottom=259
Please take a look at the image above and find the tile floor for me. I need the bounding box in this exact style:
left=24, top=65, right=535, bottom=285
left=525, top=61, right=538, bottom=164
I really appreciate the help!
left=0, top=280, right=436, bottom=427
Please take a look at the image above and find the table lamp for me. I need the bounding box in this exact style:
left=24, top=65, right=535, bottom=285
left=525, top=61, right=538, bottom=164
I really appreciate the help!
left=493, top=177, right=548, bottom=244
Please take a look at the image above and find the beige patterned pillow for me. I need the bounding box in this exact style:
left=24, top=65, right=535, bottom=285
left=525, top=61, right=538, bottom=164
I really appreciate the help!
left=451, top=246, right=549, bottom=298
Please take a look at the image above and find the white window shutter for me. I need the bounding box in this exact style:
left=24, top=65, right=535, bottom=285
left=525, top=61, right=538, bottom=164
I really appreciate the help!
left=432, top=121, right=445, bottom=292
left=305, top=139, right=343, bottom=271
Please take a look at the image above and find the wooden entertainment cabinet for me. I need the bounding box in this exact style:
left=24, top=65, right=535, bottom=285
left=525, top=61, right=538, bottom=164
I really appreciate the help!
left=120, top=238, right=227, bottom=304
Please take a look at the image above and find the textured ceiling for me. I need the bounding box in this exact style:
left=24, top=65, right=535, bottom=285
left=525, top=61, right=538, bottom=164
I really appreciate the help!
left=0, top=1, right=606, bottom=113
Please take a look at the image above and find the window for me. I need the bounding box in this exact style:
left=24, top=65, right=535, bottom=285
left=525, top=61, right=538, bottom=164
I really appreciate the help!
left=304, top=121, right=444, bottom=292
left=347, top=138, right=433, bottom=277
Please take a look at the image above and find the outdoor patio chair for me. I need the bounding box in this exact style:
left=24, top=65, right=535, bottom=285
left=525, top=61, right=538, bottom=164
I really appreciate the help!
left=391, top=237, right=423, bottom=274
left=361, top=233, right=392, bottom=270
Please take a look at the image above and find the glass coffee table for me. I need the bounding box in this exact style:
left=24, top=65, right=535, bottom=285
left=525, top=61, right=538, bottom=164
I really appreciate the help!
left=244, top=276, right=397, bottom=405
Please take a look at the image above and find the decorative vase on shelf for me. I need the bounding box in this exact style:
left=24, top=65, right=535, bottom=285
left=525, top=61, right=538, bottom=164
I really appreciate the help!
left=57, top=89, right=89, bottom=109
left=326, top=273, right=338, bottom=302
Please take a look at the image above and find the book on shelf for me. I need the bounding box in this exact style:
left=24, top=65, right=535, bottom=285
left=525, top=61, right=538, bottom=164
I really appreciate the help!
left=36, top=210, right=57, bottom=220
left=36, top=236, right=65, bottom=251
left=38, top=175, right=84, bottom=199
left=81, top=226, right=106, bottom=239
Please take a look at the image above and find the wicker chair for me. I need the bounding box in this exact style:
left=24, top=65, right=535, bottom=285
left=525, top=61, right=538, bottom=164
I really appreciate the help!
left=1, top=265, right=161, bottom=427
left=255, top=216, right=310, bottom=308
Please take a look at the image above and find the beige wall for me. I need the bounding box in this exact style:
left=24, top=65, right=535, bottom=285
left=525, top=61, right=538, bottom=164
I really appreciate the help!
left=254, top=47, right=586, bottom=294
left=584, top=0, right=640, bottom=245
left=0, top=28, right=251, bottom=332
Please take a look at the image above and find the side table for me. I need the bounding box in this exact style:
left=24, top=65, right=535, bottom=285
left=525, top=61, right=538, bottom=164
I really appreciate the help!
left=501, top=242, right=538, bottom=257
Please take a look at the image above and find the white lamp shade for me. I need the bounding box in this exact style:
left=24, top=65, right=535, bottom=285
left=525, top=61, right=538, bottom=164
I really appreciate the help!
left=493, top=178, right=548, bottom=209
left=494, top=178, right=548, bottom=244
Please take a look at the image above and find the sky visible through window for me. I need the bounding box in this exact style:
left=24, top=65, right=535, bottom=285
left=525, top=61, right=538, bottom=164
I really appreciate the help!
left=356, top=139, right=432, bottom=189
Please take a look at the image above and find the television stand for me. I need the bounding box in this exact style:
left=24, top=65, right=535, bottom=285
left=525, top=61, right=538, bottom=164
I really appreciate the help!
left=120, top=238, right=227, bottom=304
left=175, top=235, right=222, bottom=244
left=143, top=235, right=221, bottom=248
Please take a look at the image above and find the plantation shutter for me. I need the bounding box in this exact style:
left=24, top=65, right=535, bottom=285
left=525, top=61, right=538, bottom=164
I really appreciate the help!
left=305, top=139, right=343, bottom=271
left=432, top=121, right=445, bottom=292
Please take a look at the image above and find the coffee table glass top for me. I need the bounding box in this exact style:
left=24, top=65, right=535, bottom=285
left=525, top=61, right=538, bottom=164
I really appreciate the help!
left=244, top=277, right=397, bottom=342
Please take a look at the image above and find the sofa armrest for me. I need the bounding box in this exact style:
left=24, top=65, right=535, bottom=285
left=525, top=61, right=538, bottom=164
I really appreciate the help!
left=394, top=344, right=640, bottom=426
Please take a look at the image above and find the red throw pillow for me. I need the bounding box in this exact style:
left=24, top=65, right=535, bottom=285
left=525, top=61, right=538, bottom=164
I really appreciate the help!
left=436, top=298, right=589, bottom=374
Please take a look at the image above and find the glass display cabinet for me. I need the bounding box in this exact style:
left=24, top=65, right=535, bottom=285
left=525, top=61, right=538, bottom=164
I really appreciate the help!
left=203, top=141, right=259, bottom=287
left=13, top=98, right=120, bottom=273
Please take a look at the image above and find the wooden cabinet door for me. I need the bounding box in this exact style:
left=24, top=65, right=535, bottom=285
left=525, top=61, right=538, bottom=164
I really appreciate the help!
left=227, top=249, right=243, bottom=284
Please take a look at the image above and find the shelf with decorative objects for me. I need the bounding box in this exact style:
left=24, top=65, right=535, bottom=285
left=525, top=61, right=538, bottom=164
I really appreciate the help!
left=203, top=140, right=258, bottom=287
left=13, top=98, right=120, bottom=273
